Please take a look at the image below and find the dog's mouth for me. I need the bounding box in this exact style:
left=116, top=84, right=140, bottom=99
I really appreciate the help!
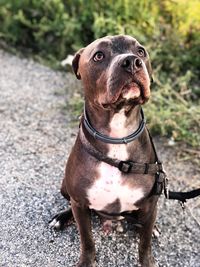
left=102, top=78, right=148, bottom=110
left=121, top=81, right=141, bottom=100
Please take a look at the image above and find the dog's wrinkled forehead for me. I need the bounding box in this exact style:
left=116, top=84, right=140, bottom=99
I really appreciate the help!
left=84, top=35, right=140, bottom=57
left=111, top=35, right=139, bottom=53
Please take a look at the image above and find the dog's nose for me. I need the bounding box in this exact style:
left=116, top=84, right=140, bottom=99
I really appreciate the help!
left=121, top=55, right=142, bottom=73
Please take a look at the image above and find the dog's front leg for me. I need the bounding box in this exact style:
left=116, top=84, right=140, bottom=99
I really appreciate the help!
left=138, top=206, right=157, bottom=267
left=71, top=200, right=96, bottom=267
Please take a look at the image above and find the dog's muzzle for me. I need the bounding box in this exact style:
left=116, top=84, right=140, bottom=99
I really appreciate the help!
left=105, top=54, right=150, bottom=105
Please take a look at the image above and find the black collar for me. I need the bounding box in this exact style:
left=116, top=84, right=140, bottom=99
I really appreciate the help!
left=83, top=105, right=146, bottom=144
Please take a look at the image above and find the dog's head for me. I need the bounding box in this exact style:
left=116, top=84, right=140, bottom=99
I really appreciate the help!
left=72, top=35, right=152, bottom=109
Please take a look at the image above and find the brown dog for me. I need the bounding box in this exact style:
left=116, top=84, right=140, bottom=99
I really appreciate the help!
left=50, top=35, right=165, bottom=267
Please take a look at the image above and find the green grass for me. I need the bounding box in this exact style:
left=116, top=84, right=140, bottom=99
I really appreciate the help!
left=145, top=88, right=200, bottom=148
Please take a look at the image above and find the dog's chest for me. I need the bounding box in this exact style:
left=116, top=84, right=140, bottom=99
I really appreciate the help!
left=88, top=160, right=144, bottom=213
left=87, top=111, right=144, bottom=213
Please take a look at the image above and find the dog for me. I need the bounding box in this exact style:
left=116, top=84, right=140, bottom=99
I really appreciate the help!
left=50, top=35, right=166, bottom=267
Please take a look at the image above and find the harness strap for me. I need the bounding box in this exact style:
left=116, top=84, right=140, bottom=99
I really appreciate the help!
left=81, top=127, right=164, bottom=175
left=146, top=128, right=169, bottom=198
left=80, top=125, right=167, bottom=197
left=80, top=116, right=200, bottom=204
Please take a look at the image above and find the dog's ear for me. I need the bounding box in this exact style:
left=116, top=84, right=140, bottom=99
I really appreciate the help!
left=72, top=48, right=84, bottom=80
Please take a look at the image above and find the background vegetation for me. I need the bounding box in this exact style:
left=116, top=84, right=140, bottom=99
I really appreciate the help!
left=0, top=0, right=199, bottom=148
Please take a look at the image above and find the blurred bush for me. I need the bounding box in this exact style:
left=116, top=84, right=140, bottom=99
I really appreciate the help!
left=0, top=0, right=199, bottom=147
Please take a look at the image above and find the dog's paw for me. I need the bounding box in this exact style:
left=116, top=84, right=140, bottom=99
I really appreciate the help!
left=49, top=217, right=61, bottom=230
left=102, top=220, right=113, bottom=235
left=49, top=209, right=73, bottom=230
left=139, top=261, right=157, bottom=267
left=152, top=224, right=161, bottom=238
left=76, top=253, right=96, bottom=267
left=116, top=221, right=124, bottom=233
left=76, top=261, right=96, bottom=267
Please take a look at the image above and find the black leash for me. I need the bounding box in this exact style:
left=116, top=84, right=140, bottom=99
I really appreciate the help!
left=168, top=188, right=200, bottom=203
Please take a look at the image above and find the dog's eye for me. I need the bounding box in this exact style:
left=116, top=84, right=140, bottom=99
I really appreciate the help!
left=137, top=48, right=146, bottom=57
left=93, top=51, right=104, bottom=62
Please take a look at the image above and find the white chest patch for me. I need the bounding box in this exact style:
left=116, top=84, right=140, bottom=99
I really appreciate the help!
left=109, top=108, right=129, bottom=139
left=108, top=109, right=129, bottom=160
left=87, top=163, right=144, bottom=212
left=87, top=109, right=144, bottom=213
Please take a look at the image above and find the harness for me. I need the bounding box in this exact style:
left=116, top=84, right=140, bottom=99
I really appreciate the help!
left=80, top=105, right=200, bottom=216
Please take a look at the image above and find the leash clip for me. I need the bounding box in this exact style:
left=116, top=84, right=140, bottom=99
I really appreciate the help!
left=156, top=161, right=164, bottom=172
left=154, top=172, right=165, bottom=195
left=164, top=176, right=169, bottom=199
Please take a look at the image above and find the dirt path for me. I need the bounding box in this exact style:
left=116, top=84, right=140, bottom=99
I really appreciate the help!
left=0, top=50, right=199, bottom=267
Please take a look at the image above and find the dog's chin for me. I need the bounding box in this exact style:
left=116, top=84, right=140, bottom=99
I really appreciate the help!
left=102, top=82, right=149, bottom=110
left=102, top=95, right=143, bottom=111
left=121, top=82, right=141, bottom=100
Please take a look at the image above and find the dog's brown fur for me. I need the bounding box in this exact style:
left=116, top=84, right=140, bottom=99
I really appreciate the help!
left=51, top=35, right=159, bottom=267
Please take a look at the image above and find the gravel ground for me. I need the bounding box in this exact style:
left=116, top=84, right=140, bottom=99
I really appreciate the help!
left=0, top=50, right=199, bottom=267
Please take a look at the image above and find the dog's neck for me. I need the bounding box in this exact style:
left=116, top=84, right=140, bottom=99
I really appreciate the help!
left=85, top=101, right=142, bottom=138
left=82, top=101, right=155, bottom=164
